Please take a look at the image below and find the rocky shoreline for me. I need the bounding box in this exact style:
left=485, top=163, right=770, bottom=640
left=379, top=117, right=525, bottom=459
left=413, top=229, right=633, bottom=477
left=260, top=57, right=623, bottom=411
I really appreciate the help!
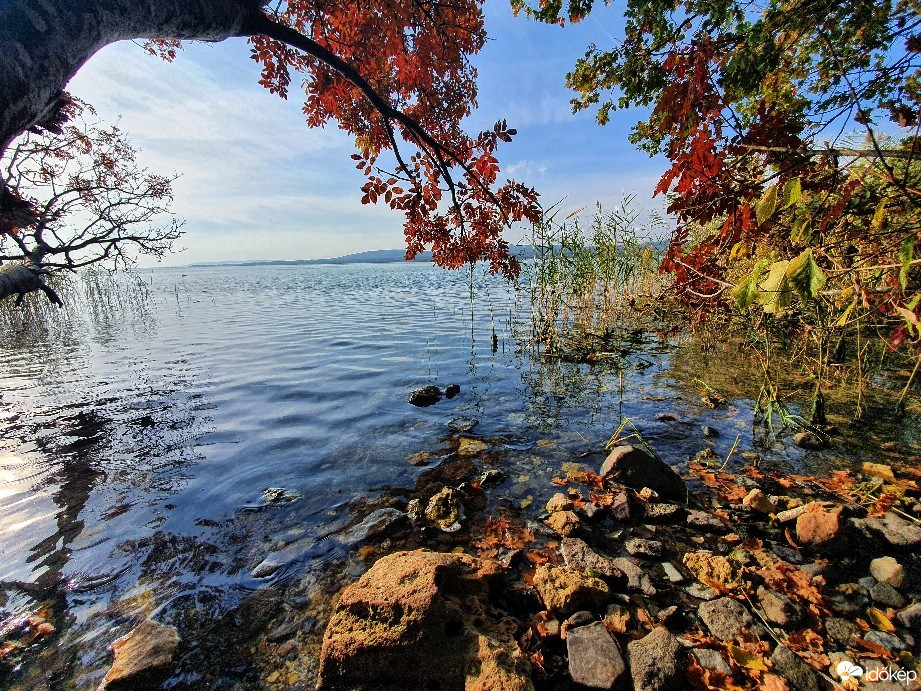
left=46, top=426, right=921, bottom=690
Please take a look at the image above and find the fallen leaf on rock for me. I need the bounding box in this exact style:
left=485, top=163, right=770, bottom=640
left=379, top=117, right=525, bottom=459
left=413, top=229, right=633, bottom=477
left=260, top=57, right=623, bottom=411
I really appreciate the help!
left=855, top=637, right=893, bottom=658
left=784, top=629, right=830, bottom=670
left=866, top=607, right=896, bottom=632
left=727, top=643, right=768, bottom=671
left=687, top=653, right=746, bottom=691
left=761, top=673, right=790, bottom=691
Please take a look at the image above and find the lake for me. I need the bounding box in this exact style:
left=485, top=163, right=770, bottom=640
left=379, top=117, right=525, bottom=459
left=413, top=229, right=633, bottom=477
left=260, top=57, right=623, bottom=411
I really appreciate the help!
left=0, top=262, right=904, bottom=688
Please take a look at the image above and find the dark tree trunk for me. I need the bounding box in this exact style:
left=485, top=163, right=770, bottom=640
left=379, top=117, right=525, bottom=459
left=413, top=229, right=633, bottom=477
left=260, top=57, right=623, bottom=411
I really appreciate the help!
left=0, top=0, right=264, bottom=155
left=0, top=261, right=61, bottom=306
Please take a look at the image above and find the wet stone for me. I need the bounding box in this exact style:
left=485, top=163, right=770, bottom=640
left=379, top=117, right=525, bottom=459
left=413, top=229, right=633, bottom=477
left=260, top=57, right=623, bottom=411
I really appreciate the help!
left=686, top=510, right=724, bottom=532
left=408, top=385, right=442, bottom=407
left=566, top=621, right=625, bottom=689
left=447, top=417, right=478, bottom=433
left=599, top=445, right=687, bottom=500
left=864, top=630, right=906, bottom=655
left=102, top=620, right=180, bottom=690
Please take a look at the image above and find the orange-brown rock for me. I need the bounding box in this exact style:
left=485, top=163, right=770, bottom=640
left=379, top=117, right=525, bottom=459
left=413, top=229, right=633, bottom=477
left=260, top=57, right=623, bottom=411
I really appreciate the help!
left=101, top=619, right=179, bottom=689
left=317, top=550, right=532, bottom=691
left=795, top=502, right=842, bottom=546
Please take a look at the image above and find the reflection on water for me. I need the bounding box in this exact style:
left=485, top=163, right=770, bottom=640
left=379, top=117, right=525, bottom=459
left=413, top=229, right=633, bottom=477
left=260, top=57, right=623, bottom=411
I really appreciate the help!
left=0, top=263, right=915, bottom=688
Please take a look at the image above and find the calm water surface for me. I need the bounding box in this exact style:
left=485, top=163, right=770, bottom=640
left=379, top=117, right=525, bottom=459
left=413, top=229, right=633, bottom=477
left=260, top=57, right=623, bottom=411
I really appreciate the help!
left=0, top=262, right=901, bottom=688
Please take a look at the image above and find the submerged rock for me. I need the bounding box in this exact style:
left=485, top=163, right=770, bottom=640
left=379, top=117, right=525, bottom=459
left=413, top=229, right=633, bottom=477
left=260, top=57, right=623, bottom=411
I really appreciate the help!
left=444, top=384, right=461, bottom=398
left=600, top=445, right=686, bottom=500
left=101, top=619, right=180, bottom=689
left=317, top=550, right=532, bottom=690
left=566, top=622, right=625, bottom=689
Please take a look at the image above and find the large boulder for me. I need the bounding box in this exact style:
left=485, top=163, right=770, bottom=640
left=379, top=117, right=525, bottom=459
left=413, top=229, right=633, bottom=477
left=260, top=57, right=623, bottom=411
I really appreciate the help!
left=101, top=619, right=180, bottom=689
left=599, top=445, right=686, bottom=500
left=317, top=550, right=532, bottom=691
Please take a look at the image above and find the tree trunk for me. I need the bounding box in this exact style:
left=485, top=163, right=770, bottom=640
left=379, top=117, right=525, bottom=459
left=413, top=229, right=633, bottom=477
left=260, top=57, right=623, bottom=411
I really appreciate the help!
left=0, top=262, right=46, bottom=303
left=0, top=0, right=264, bottom=155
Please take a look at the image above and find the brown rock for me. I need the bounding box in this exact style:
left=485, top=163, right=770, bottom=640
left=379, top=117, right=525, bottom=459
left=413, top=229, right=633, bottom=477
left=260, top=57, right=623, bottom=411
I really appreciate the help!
left=546, top=510, right=580, bottom=537
left=742, top=488, right=776, bottom=514
left=559, top=538, right=625, bottom=582
left=533, top=566, right=609, bottom=617
left=546, top=493, right=575, bottom=513
left=317, top=550, right=532, bottom=690
left=102, top=619, right=180, bottom=689
left=567, top=622, right=625, bottom=689
left=795, top=502, right=842, bottom=546
left=599, top=445, right=686, bottom=500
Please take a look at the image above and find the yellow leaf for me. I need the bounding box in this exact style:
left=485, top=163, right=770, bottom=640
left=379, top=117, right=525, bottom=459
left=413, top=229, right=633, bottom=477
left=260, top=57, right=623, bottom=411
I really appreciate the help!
left=867, top=607, right=896, bottom=632
left=727, top=642, right=769, bottom=671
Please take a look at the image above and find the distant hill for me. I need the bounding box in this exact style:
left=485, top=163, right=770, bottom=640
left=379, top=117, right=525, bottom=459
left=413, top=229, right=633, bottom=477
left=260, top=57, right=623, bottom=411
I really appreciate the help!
left=188, top=246, right=535, bottom=267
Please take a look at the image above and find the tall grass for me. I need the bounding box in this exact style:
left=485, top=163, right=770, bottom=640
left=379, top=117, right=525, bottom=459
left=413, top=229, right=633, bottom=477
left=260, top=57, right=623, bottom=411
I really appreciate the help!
left=522, top=196, right=667, bottom=350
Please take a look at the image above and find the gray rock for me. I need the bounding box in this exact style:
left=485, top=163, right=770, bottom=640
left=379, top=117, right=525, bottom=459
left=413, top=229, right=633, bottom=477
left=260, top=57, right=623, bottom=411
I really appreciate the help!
left=871, top=582, right=908, bottom=609
left=643, top=502, right=683, bottom=521
left=826, top=617, right=860, bottom=646
left=560, top=538, right=625, bottom=582
left=578, top=502, right=603, bottom=521
left=692, top=648, right=731, bottom=675
left=859, top=514, right=921, bottom=547
left=859, top=576, right=877, bottom=590
left=686, top=583, right=719, bottom=601
left=687, top=510, right=725, bottom=532
left=799, top=562, right=826, bottom=578
left=662, top=562, right=685, bottom=583
left=702, top=426, right=720, bottom=438
left=827, top=592, right=866, bottom=618
left=770, top=544, right=803, bottom=565
left=611, top=557, right=656, bottom=596
left=757, top=586, right=804, bottom=629
left=625, top=538, right=663, bottom=558
left=896, top=602, right=921, bottom=631
left=627, top=627, right=685, bottom=691
left=771, top=644, right=819, bottom=691
left=340, top=508, right=406, bottom=545
left=566, top=621, right=626, bottom=689
left=698, top=597, right=759, bottom=640
left=609, top=492, right=631, bottom=521
left=566, top=611, right=595, bottom=628
left=600, top=445, right=687, bottom=500
left=864, top=630, right=906, bottom=655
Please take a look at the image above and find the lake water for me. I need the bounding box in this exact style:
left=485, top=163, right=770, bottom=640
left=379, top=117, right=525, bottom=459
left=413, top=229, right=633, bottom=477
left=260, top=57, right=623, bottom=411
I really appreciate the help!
left=0, top=262, right=907, bottom=688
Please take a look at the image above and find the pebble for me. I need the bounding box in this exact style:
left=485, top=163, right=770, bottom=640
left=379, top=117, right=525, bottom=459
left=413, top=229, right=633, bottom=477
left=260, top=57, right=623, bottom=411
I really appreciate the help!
left=826, top=617, right=860, bottom=646
left=870, top=582, right=908, bottom=609
left=870, top=556, right=905, bottom=589
left=742, top=488, right=776, bottom=514
left=698, top=597, right=761, bottom=640
left=686, top=510, right=724, bottom=532
left=686, top=583, right=719, bottom=601
left=692, top=648, right=731, bottom=675
left=897, top=602, right=921, bottom=631
left=627, top=627, right=685, bottom=691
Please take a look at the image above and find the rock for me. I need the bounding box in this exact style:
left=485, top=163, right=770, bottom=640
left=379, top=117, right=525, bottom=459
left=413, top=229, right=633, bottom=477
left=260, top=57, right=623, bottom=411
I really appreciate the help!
left=479, top=469, right=505, bottom=485
left=656, top=412, right=681, bottom=422
left=448, top=417, right=479, bottom=433
left=627, top=627, right=685, bottom=691
left=800, top=562, right=826, bottom=579
left=444, top=384, right=461, bottom=398
left=863, top=462, right=896, bottom=482
left=266, top=619, right=299, bottom=642
left=698, top=597, right=759, bottom=641
left=870, top=556, right=905, bottom=589
left=599, top=445, right=687, bottom=500
left=860, top=513, right=921, bottom=547
left=566, top=622, right=625, bottom=689
left=686, top=510, right=725, bottom=532
left=533, top=566, right=610, bottom=616
left=425, top=488, right=465, bottom=532
left=625, top=538, right=662, bottom=558
left=546, top=511, right=581, bottom=537
left=258, top=487, right=302, bottom=507
left=578, top=502, right=603, bottom=521
left=683, top=552, right=741, bottom=592
left=560, top=538, right=625, bottom=582
left=101, top=619, right=180, bottom=689
left=408, top=451, right=434, bottom=466
left=644, top=502, right=684, bottom=521
left=796, top=502, right=842, bottom=546
left=865, top=630, right=906, bottom=655
left=871, top=582, right=908, bottom=609
left=742, top=489, right=776, bottom=514
left=566, top=611, right=595, bottom=629
left=409, top=385, right=443, bottom=407
left=686, top=583, right=719, bottom=601
left=793, top=431, right=825, bottom=449
left=757, top=586, right=804, bottom=629
left=771, top=644, right=819, bottom=691
left=612, top=557, right=657, bottom=595
left=662, top=562, right=685, bottom=583
left=826, top=617, right=860, bottom=646
left=770, top=544, right=803, bottom=565
left=604, top=604, right=632, bottom=633
left=317, top=550, right=532, bottom=690
left=657, top=605, right=679, bottom=625
left=341, top=508, right=406, bottom=546
left=609, top=492, right=631, bottom=521
left=457, top=437, right=489, bottom=456
left=898, top=602, right=921, bottom=631
left=546, top=493, right=575, bottom=513
left=859, top=576, right=877, bottom=590
left=693, top=648, right=731, bottom=675
left=702, top=426, right=720, bottom=438
left=776, top=504, right=808, bottom=523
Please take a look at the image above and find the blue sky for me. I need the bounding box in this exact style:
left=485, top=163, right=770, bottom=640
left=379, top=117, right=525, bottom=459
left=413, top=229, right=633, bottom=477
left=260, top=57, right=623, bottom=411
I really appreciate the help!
left=68, top=2, right=669, bottom=266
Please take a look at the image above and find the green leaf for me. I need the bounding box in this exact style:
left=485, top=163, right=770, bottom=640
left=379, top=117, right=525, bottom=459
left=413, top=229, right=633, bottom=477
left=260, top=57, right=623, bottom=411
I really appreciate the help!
left=731, top=259, right=769, bottom=310
left=790, top=215, right=812, bottom=245
left=786, top=249, right=826, bottom=300
left=755, top=183, right=779, bottom=225
left=900, top=238, right=913, bottom=290
left=759, top=260, right=792, bottom=313
left=783, top=178, right=801, bottom=208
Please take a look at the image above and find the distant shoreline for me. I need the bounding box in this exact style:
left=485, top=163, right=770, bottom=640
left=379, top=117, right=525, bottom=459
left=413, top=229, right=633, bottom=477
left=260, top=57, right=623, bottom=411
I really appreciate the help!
left=184, top=246, right=534, bottom=268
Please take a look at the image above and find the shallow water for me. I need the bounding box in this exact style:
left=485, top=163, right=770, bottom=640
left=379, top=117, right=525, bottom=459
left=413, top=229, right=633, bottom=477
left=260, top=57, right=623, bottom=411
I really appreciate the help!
left=0, top=263, right=914, bottom=688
